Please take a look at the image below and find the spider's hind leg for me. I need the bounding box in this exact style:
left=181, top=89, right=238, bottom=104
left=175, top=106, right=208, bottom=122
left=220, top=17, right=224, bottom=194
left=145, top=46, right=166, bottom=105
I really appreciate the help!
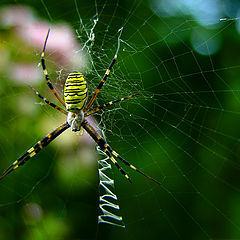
left=82, top=120, right=132, bottom=183
left=82, top=120, right=160, bottom=184
left=105, top=144, right=160, bottom=185
left=0, top=122, right=70, bottom=181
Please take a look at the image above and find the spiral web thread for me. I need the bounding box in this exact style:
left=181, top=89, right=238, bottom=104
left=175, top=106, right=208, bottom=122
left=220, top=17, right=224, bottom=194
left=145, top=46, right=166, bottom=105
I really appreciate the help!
left=97, top=148, right=125, bottom=228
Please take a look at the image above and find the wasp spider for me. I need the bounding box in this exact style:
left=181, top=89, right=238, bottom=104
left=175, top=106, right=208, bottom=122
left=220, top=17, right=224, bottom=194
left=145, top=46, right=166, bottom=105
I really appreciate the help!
left=0, top=29, right=159, bottom=184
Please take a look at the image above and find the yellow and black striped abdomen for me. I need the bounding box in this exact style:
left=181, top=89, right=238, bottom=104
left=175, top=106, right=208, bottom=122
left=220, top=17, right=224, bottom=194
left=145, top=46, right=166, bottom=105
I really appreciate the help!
left=64, top=72, right=87, bottom=112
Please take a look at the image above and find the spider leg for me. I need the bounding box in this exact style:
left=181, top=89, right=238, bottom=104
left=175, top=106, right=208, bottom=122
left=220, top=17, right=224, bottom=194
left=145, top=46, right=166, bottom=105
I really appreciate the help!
left=0, top=122, right=70, bottom=181
left=105, top=144, right=160, bottom=185
left=28, top=84, right=67, bottom=115
left=82, top=120, right=160, bottom=184
left=84, top=28, right=123, bottom=111
left=101, top=148, right=132, bottom=183
left=41, top=29, right=66, bottom=107
left=85, top=93, right=139, bottom=117
left=82, top=120, right=132, bottom=183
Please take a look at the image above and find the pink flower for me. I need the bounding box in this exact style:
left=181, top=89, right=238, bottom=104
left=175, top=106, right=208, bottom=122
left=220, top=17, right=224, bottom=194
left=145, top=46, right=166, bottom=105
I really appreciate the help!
left=0, top=5, right=88, bottom=67
left=0, top=5, right=34, bottom=27
left=9, top=63, right=41, bottom=84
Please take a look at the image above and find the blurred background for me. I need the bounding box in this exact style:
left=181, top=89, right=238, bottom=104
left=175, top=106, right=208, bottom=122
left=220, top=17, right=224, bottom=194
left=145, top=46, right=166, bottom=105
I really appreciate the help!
left=1, top=0, right=240, bottom=239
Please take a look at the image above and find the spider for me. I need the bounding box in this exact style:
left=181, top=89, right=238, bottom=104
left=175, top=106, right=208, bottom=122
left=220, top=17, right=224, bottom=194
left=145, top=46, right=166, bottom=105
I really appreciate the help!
left=0, top=29, right=159, bottom=185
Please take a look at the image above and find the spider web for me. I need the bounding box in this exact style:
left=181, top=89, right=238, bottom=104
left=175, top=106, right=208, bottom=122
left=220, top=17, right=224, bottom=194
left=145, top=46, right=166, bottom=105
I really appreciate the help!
left=1, top=0, right=240, bottom=239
